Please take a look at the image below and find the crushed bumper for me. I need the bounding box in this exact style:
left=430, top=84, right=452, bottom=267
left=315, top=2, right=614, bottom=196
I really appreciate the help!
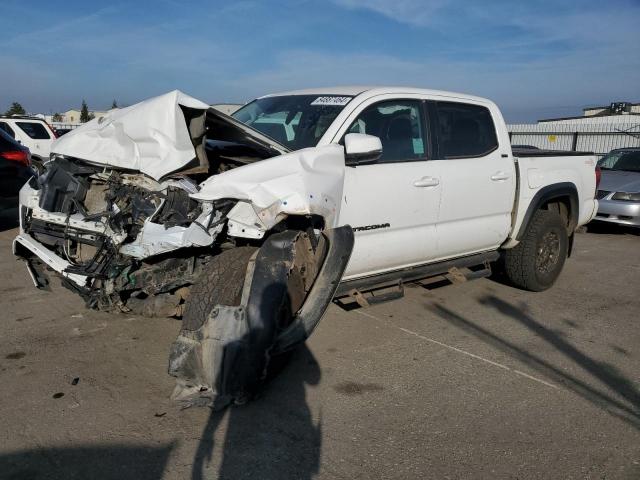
left=13, top=233, right=88, bottom=289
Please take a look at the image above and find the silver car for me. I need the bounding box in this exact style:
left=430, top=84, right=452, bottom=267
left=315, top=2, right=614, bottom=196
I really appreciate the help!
left=595, top=148, right=640, bottom=227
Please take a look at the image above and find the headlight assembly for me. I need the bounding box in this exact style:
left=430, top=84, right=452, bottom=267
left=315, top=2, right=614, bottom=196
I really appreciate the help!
left=612, top=192, right=640, bottom=202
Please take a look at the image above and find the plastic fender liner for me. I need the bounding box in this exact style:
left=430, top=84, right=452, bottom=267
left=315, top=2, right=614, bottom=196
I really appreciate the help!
left=273, top=225, right=354, bottom=354
left=168, top=226, right=353, bottom=408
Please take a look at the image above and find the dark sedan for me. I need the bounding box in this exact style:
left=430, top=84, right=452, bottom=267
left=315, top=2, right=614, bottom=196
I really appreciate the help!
left=0, top=129, right=34, bottom=210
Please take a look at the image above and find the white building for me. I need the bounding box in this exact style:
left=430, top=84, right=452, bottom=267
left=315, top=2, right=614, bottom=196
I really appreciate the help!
left=60, top=109, right=109, bottom=124
left=538, top=101, right=640, bottom=125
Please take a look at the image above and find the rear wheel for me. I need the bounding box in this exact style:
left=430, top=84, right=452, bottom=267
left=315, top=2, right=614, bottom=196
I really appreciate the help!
left=504, top=209, right=568, bottom=291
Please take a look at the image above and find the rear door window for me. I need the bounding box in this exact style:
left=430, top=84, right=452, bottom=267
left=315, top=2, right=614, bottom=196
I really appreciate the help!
left=435, top=102, right=498, bottom=158
left=0, top=122, right=16, bottom=138
left=16, top=121, right=51, bottom=139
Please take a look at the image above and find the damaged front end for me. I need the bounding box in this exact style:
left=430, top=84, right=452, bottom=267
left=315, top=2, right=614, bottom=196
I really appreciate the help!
left=13, top=90, right=355, bottom=408
left=14, top=156, right=229, bottom=316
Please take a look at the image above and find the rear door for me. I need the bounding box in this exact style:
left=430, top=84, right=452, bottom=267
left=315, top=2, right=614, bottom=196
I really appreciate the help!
left=429, top=100, right=515, bottom=259
left=335, top=96, right=442, bottom=280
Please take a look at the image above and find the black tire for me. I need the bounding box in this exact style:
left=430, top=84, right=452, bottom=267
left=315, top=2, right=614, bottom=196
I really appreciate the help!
left=179, top=244, right=297, bottom=404
left=504, top=209, right=568, bottom=291
left=182, top=246, right=258, bottom=331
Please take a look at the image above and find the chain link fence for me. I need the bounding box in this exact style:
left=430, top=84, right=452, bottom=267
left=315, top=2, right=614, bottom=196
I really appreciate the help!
left=508, top=121, right=640, bottom=158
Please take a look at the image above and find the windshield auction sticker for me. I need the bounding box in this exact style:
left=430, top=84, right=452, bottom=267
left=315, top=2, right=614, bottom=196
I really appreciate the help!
left=310, top=96, right=352, bottom=106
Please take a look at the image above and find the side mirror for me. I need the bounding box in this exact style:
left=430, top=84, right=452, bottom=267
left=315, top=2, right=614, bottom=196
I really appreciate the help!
left=344, top=133, right=382, bottom=166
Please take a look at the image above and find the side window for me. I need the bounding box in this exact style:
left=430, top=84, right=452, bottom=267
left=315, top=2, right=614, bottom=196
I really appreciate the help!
left=435, top=102, right=498, bottom=158
left=346, top=100, right=426, bottom=163
left=0, top=122, right=15, bottom=138
left=16, top=121, right=51, bottom=140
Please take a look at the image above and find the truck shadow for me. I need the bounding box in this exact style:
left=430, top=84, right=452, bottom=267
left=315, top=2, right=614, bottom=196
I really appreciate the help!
left=428, top=296, right=640, bottom=430
left=0, top=443, right=175, bottom=480
left=585, top=222, right=640, bottom=236
left=191, top=345, right=322, bottom=480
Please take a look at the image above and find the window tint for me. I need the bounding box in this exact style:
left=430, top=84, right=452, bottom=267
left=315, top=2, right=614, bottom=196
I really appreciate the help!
left=598, top=151, right=640, bottom=172
left=347, top=100, right=426, bottom=163
left=0, top=122, right=15, bottom=138
left=16, top=121, right=51, bottom=139
left=435, top=102, right=498, bottom=158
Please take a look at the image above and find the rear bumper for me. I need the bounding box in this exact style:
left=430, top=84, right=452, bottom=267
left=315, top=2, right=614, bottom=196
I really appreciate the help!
left=595, top=199, right=640, bottom=227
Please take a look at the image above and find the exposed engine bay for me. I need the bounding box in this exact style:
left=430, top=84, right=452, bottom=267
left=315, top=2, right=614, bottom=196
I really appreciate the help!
left=16, top=130, right=277, bottom=317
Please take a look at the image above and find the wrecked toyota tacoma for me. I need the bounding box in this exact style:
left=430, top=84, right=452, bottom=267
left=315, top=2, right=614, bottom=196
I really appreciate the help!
left=14, top=87, right=599, bottom=408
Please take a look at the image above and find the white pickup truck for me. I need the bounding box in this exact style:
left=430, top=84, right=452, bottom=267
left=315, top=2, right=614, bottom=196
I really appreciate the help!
left=13, top=87, right=599, bottom=408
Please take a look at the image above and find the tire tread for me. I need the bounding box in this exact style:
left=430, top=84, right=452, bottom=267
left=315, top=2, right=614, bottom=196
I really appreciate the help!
left=182, top=246, right=258, bottom=331
left=504, top=209, right=567, bottom=291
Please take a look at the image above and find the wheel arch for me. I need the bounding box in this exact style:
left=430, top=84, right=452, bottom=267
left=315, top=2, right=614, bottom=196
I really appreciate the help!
left=515, top=182, right=579, bottom=242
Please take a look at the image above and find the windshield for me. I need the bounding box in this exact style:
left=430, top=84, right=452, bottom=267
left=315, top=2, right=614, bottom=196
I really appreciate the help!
left=598, top=151, right=640, bottom=172
left=232, top=95, right=352, bottom=150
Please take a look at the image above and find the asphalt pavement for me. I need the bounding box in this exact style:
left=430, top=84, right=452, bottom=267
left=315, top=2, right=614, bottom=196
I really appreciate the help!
left=0, top=216, right=638, bottom=479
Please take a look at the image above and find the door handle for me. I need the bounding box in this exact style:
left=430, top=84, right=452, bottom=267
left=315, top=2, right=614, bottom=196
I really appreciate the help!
left=413, top=176, right=440, bottom=187
left=490, top=171, right=510, bottom=181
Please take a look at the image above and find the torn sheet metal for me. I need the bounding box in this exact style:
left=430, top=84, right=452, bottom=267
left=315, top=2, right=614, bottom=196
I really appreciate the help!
left=51, top=90, right=210, bottom=180
left=193, top=144, right=346, bottom=233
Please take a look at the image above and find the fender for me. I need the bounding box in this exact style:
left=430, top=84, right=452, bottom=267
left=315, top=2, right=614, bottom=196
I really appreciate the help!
left=515, top=182, right=579, bottom=241
left=273, top=225, right=354, bottom=353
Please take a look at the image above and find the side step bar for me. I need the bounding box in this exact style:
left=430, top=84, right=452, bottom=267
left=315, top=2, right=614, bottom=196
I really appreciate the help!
left=335, top=251, right=500, bottom=298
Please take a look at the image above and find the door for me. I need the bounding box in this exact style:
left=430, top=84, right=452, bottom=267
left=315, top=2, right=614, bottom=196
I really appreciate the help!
left=336, top=99, right=442, bottom=280
left=430, top=101, right=515, bottom=259
left=14, top=121, right=54, bottom=158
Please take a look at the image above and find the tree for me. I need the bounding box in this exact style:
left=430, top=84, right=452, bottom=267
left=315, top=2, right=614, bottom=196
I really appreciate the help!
left=111, top=99, right=118, bottom=109
left=5, top=102, right=26, bottom=116
left=80, top=99, right=90, bottom=123
left=52, top=113, right=63, bottom=122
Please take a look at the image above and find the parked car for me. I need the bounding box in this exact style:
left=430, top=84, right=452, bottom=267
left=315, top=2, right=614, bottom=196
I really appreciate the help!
left=13, top=88, right=599, bottom=408
left=53, top=127, right=73, bottom=137
left=0, top=129, right=33, bottom=210
left=0, top=116, right=56, bottom=167
left=594, top=147, right=640, bottom=227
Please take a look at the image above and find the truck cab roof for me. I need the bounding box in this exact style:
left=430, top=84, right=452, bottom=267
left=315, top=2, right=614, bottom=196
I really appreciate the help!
left=260, top=86, right=494, bottom=105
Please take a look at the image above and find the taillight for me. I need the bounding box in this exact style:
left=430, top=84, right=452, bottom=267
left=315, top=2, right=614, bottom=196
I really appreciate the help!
left=1, top=150, right=31, bottom=167
left=595, top=165, right=602, bottom=192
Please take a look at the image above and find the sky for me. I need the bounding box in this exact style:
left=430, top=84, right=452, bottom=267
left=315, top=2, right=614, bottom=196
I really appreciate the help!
left=1, top=0, right=638, bottom=123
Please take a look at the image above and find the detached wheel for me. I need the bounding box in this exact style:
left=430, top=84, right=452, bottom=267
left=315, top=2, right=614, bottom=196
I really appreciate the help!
left=173, top=235, right=309, bottom=407
left=504, top=209, right=568, bottom=291
left=182, top=246, right=258, bottom=330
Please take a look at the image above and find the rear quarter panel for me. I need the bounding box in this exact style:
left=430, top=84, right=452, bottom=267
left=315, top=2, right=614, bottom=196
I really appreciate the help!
left=509, top=154, right=598, bottom=242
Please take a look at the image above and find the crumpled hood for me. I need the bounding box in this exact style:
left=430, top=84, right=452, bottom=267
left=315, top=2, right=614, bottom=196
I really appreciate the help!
left=51, top=90, right=290, bottom=181
left=52, top=90, right=209, bottom=180
left=599, top=170, right=640, bottom=193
